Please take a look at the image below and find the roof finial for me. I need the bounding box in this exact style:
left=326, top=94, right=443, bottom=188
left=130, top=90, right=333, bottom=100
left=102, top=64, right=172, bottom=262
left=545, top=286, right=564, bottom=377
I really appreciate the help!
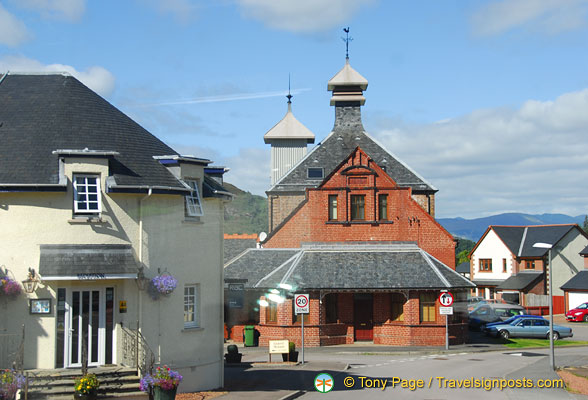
left=287, top=73, right=292, bottom=104
left=342, top=27, right=353, bottom=60
left=286, top=74, right=293, bottom=111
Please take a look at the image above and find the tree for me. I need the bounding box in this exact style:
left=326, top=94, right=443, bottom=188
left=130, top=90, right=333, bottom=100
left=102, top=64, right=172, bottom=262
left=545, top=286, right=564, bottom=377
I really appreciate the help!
left=457, top=249, right=470, bottom=265
left=584, top=215, right=588, bottom=234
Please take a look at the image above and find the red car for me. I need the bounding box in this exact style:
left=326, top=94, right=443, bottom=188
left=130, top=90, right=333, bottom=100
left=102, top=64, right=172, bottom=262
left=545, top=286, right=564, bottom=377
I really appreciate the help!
left=566, top=302, right=588, bottom=322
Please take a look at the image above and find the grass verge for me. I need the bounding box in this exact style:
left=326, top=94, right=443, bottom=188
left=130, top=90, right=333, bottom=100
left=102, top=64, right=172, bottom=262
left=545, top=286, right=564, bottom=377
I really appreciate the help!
left=502, top=339, right=588, bottom=348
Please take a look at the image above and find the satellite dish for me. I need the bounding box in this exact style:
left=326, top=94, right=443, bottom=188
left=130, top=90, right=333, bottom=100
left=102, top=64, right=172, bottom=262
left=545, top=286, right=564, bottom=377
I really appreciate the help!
left=259, top=232, right=267, bottom=242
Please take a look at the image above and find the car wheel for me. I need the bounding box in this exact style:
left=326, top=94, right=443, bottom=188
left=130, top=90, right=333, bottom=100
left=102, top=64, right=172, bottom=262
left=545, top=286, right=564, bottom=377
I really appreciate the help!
left=500, top=330, right=510, bottom=340
left=547, top=331, right=560, bottom=340
left=584, top=315, right=588, bottom=322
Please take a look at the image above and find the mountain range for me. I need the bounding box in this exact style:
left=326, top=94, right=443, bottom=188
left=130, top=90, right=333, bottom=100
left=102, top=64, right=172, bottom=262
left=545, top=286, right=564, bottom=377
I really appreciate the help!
left=438, top=213, right=586, bottom=241
left=222, top=182, right=586, bottom=242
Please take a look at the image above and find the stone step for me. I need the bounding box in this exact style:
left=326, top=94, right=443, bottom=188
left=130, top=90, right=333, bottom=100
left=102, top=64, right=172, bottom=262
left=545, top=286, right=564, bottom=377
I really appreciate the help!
left=28, top=374, right=140, bottom=389
left=23, top=366, right=143, bottom=400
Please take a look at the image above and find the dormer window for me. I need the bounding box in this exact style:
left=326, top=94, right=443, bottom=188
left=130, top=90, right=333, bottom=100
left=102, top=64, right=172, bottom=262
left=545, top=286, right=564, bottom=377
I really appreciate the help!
left=73, top=175, right=101, bottom=214
left=184, top=179, right=204, bottom=217
left=307, top=168, right=324, bottom=179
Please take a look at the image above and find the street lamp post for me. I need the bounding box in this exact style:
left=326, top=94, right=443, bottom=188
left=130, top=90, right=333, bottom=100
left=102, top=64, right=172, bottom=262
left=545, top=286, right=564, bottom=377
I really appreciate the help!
left=533, top=242, right=554, bottom=370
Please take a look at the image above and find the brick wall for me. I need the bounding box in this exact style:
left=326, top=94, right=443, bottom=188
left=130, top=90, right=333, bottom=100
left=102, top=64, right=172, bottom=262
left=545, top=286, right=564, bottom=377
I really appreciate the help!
left=231, top=290, right=468, bottom=347
left=268, top=193, right=306, bottom=232
left=411, top=193, right=435, bottom=218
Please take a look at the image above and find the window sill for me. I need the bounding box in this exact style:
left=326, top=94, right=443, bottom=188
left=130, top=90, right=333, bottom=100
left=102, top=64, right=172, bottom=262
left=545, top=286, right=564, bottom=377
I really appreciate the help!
left=182, top=326, right=203, bottom=332
left=182, top=218, right=203, bottom=224
left=68, top=217, right=105, bottom=224
left=325, top=221, right=394, bottom=225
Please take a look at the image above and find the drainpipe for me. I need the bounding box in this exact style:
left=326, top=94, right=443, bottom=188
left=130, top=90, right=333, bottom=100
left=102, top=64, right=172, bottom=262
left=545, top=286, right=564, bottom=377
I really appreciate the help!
left=138, top=188, right=152, bottom=337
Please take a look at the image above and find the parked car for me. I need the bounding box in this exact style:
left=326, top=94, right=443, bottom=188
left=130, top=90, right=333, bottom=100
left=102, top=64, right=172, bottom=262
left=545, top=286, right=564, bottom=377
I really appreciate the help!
left=565, top=302, right=588, bottom=322
left=486, top=317, right=573, bottom=340
left=469, top=303, right=525, bottom=330
left=467, top=296, right=485, bottom=312
left=483, top=315, right=545, bottom=336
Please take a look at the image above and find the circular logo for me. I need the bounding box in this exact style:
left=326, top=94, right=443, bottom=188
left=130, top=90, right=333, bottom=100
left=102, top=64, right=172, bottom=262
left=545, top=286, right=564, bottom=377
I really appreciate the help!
left=314, top=373, right=334, bottom=393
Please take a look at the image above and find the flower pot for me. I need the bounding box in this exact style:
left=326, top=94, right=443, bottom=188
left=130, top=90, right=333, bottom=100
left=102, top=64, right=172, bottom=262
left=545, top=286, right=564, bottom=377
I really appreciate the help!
left=225, top=352, right=242, bottom=363
left=154, top=386, right=177, bottom=400
left=282, top=351, right=298, bottom=362
left=73, top=392, right=97, bottom=400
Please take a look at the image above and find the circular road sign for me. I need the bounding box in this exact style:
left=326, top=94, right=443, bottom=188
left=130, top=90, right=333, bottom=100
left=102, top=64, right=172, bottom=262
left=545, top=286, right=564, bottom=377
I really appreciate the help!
left=295, top=294, right=309, bottom=308
left=438, top=292, right=454, bottom=307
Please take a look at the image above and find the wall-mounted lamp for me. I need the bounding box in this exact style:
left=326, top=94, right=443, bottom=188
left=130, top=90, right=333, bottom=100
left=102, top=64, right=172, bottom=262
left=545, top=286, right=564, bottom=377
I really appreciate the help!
left=22, top=268, right=40, bottom=294
left=135, top=266, right=149, bottom=291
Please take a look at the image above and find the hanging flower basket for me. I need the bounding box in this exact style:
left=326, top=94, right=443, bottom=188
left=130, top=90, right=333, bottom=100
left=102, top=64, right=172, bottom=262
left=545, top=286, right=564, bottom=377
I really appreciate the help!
left=0, top=275, right=22, bottom=299
left=148, top=273, right=178, bottom=300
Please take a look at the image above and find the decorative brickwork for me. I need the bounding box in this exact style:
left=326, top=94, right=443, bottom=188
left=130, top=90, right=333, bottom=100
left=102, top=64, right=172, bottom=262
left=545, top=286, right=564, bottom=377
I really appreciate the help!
left=264, top=147, right=455, bottom=268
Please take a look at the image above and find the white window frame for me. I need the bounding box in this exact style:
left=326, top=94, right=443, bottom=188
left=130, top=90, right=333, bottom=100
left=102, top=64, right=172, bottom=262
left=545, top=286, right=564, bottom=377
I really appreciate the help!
left=184, top=284, right=200, bottom=329
left=73, top=175, right=101, bottom=214
left=184, top=179, right=204, bottom=217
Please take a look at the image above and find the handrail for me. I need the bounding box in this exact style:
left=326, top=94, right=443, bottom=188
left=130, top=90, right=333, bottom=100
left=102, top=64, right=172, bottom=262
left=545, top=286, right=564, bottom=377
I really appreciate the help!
left=120, top=321, right=155, bottom=376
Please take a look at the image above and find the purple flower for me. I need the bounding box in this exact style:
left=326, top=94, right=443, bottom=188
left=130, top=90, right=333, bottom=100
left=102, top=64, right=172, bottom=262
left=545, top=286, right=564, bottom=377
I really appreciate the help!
left=150, top=274, right=177, bottom=296
left=0, top=277, right=22, bottom=297
left=0, top=369, right=25, bottom=399
left=140, top=365, right=182, bottom=392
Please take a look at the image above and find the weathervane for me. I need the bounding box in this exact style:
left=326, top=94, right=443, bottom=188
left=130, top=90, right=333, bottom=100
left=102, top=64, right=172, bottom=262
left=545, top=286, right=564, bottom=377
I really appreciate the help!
left=287, top=73, right=292, bottom=104
left=342, top=27, right=353, bottom=59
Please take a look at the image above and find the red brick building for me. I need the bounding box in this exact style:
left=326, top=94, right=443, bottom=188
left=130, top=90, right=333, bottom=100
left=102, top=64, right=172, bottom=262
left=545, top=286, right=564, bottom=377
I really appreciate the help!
left=224, top=57, right=473, bottom=347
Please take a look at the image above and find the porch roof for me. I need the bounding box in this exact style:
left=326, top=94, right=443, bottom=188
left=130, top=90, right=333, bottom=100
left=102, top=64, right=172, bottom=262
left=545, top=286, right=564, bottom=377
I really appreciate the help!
left=560, top=270, right=588, bottom=291
left=224, top=243, right=474, bottom=290
left=496, top=271, right=543, bottom=291
left=39, top=244, right=138, bottom=280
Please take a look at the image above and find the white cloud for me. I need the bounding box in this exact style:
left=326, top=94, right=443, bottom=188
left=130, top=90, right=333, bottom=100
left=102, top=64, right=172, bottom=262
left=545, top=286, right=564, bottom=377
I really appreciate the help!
left=471, top=0, right=588, bottom=36
left=0, top=4, right=32, bottom=46
left=10, top=0, right=86, bottom=22
left=169, top=144, right=270, bottom=196
left=0, top=55, right=115, bottom=97
left=222, top=148, right=270, bottom=196
left=370, top=88, right=588, bottom=218
left=235, top=0, right=375, bottom=33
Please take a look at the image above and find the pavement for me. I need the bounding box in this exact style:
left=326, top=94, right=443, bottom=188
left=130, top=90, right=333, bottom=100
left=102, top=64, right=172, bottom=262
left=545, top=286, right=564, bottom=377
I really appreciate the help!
left=220, top=317, right=588, bottom=399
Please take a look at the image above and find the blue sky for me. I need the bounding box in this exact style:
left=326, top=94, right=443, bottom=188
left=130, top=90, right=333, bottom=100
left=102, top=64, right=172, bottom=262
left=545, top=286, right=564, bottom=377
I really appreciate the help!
left=2, top=0, right=588, bottom=219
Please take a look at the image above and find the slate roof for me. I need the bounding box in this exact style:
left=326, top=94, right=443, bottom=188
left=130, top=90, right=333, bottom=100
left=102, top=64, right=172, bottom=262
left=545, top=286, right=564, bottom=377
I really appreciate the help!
left=456, top=261, right=470, bottom=274
left=496, top=271, right=543, bottom=290
left=491, top=225, right=579, bottom=257
left=472, top=279, right=505, bottom=287
left=560, top=270, right=588, bottom=291
left=580, top=246, right=588, bottom=256
left=224, top=238, right=258, bottom=264
left=224, top=243, right=474, bottom=290
left=0, top=73, right=187, bottom=192
left=267, top=127, right=435, bottom=194
left=39, top=244, right=138, bottom=278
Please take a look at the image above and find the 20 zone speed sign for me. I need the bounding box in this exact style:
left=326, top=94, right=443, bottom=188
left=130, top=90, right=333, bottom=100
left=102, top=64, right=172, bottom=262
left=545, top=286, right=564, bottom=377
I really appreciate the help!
left=295, top=294, right=309, bottom=314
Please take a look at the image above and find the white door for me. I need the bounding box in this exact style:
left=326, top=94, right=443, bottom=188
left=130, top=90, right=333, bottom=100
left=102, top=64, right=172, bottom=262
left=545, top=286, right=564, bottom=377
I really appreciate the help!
left=65, top=289, right=105, bottom=367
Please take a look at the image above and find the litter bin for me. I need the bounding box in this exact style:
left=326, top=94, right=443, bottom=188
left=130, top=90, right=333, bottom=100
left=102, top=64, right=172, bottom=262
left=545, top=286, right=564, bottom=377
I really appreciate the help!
left=244, top=325, right=256, bottom=347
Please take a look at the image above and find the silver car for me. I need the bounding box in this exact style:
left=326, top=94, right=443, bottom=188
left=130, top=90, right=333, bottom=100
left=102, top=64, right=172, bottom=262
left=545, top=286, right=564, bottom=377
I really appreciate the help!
left=486, top=317, right=573, bottom=340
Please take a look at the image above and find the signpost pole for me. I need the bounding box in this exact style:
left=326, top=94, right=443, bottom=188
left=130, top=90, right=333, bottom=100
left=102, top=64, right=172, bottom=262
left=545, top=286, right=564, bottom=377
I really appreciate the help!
left=301, top=315, right=305, bottom=365
left=445, top=315, right=449, bottom=350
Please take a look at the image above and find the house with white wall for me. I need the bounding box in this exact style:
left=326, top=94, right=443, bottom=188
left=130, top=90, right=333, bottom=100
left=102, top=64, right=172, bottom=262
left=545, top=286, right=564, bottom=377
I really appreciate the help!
left=0, top=72, right=230, bottom=392
left=469, top=224, right=588, bottom=313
